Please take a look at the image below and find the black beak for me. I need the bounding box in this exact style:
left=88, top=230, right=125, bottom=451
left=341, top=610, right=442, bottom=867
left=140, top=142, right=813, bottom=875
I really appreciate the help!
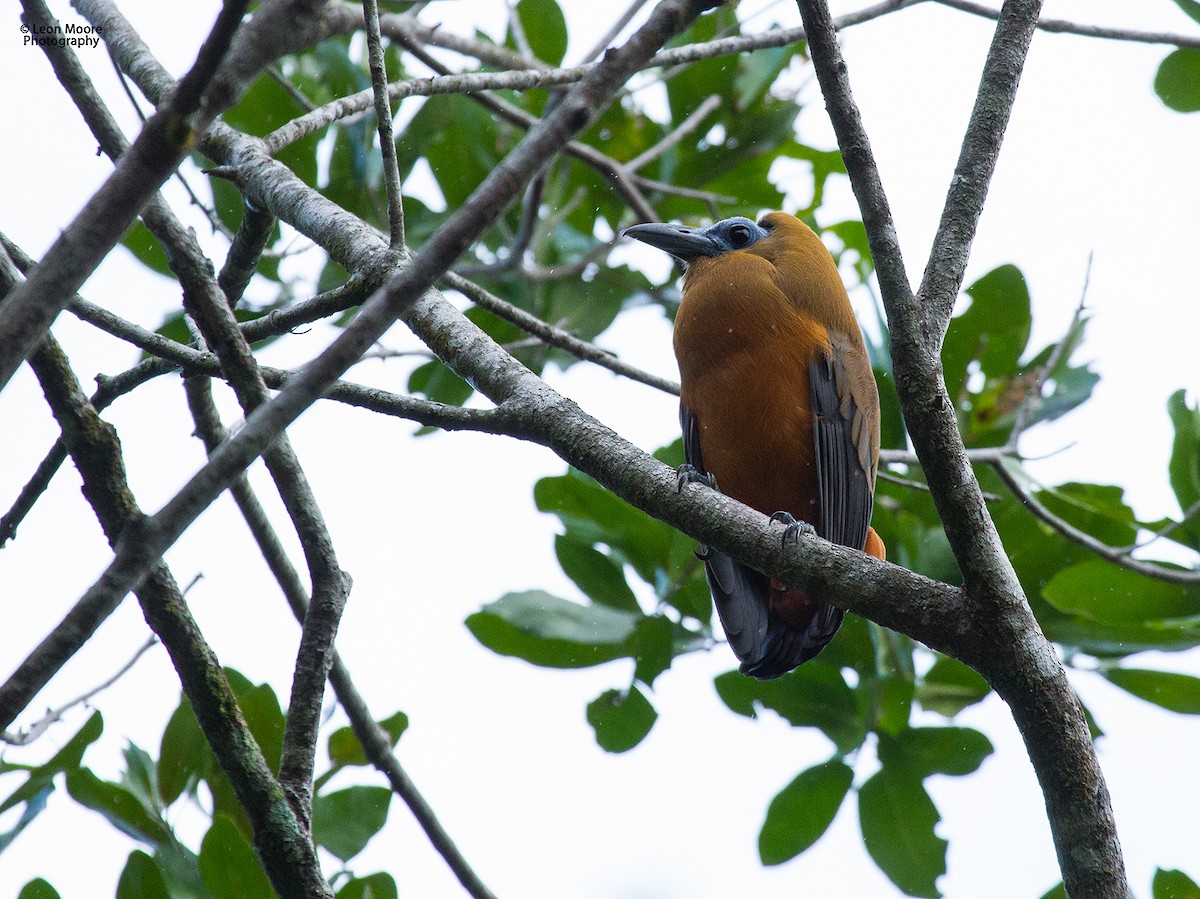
left=622, top=222, right=716, bottom=263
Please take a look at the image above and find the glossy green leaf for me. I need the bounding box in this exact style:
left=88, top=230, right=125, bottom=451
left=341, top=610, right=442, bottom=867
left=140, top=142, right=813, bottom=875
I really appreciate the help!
left=467, top=590, right=641, bottom=668
left=554, top=535, right=640, bottom=613
left=632, top=614, right=687, bottom=686
left=1043, top=560, right=1200, bottom=624
left=859, top=769, right=947, bottom=898
left=66, top=768, right=172, bottom=846
left=1167, top=390, right=1200, bottom=548
left=873, top=673, right=916, bottom=736
left=17, top=880, right=60, bottom=899
left=758, top=759, right=852, bottom=865
left=158, top=698, right=212, bottom=806
left=327, top=711, right=409, bottom=768
left=917, top=656, right=991, bottom=717
left=535, top=470, right=673, bottom=584
left=120, top=220, right=173, bottom=278
left=587, top=685, right=658, bottom=753
left=942, top=264, right=1032, bottom=405
left=1104, top=668, right=1200, bottom=714
left=337, top=872, right=400, bottom=899
left=313, top=786, right=392, bottom=861
left=877, top=727, right=993, bottom=778
left=1038, top=883, right=1067, bottom=899
left=714, top=664, right=866, bottom=754
left=1154, top=867, right=1200, bottom=898
left=1171, top=0, right=1200, bottom=24
left=514, top=0, right=567, bottom=66
left=199, top=814, right=274, bottom=899
left=116, top=851, right=169, bottom=899
left=1036, top=481, right=1138, bottom=548
left=1155, top=48, right=1200, bottom=113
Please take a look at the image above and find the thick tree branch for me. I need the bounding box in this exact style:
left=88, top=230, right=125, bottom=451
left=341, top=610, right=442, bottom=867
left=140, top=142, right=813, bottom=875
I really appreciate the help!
left=795, top=0, right=1128, bottom=894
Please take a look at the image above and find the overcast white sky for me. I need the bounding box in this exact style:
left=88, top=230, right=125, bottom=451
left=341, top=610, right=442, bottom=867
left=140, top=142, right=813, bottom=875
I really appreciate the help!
left=1, top=1, right=1198, bottom=897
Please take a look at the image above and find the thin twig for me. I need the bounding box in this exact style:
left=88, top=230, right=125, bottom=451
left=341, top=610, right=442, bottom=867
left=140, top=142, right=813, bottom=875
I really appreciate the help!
left=579, top=0, right=654, bottom=64
left=992, top=459, right=1200, bottom=585
left=363, top=0, right=407, bottom=246
left=1007, top=253, right=1091, bottom=447
left=1, top=635, right=159, bottom=747
left=626, top=94, right=721, bottom=171
left=443, top=271, right=681, bottom=395
left=935, top=0, right=1200, bottom=50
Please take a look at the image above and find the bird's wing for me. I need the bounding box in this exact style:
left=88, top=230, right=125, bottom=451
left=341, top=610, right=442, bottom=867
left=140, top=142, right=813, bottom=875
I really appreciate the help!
left=680, top=403, right=771, bottom=662
left=809, top=333, right=878, bottom=550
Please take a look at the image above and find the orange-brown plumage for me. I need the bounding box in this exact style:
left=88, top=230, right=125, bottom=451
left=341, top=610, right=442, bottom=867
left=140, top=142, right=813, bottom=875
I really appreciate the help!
left=626, top=211, right=884, bottom=678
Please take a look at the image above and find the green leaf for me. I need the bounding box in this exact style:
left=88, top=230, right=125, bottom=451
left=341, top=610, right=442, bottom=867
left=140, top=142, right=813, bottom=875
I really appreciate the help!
left=158, top=699, right=212, bottom=806
left=120, top=220, right=173, bottom=278
left=1155, top=48, right=1200, bottom=113
left=1171, top=0, right=1200, bottom=24
left=239, top=683, right=286, bottom=773
left=1043, top=560, right=1200, bottom=624
left=337, top=872, right=400, bottom=899
left=758, top=759, right=853, bottom=865
left=877, top=727, right=993, bottom=778
left=313, top=786, right=392, bottom=861
left=943, top=264, right=1032, bottom=404
left=513, top=0, right=567, bottom=66
left=1154, top=867, right=1200, bottom=898
left=631, top=614, right=677, bottom=687
left=554, top=535, right=640, bottom=613
left=199, top=814, right=274, bottom=899
left=467, top=590, right=641, bottom=668
left=1038, top=883, right=1067, bottom=899
left=859, top=769, right=947, bottom=898
left=0, top=711, right=102, bottom=814
left=1104, top=668, right=1200, bottom=714
left=1167, top=390, right=1200, bottom=548
left=17, top=880, right=60, bottom=899
left=916, top=656, right=991, bottom=717
left=587, top=685, right=658, bottom=753
left=327, top=711, right=409, bottom=768
left=714, top=664, right=866, bottom=754
left=66, top=768, right=172, bottom=846
left=116, top=851, right=169, bottom=899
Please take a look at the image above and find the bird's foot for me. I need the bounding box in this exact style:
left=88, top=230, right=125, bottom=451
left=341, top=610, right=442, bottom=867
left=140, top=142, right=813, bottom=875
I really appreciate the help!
left=770, top=511, right=816, bottom=547
left=694, top=544, right=714, bottom=562
left=676, top=463, right=718, bottom=493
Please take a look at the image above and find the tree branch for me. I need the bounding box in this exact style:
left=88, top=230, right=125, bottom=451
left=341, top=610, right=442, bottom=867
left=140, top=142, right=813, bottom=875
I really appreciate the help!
left=363, top=0, right=406, bottom=246
left=794, top=0, right=1129, bottom=894
left=0, top=297, right=332, bottom=897
left=0, top=0, right=252, bottom=392
left=936, top=0, right=1200, bottom=50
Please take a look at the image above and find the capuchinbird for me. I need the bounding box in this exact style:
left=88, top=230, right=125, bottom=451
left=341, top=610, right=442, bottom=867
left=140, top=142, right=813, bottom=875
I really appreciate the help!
left=624, top=212, right=885, bottom=679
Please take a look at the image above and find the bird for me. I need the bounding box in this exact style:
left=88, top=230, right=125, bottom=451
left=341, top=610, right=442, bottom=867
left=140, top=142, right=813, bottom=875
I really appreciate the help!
left=624, top=211, right=885, bottom=679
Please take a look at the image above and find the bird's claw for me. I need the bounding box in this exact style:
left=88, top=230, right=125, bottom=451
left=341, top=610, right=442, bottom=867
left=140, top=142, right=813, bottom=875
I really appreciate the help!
left=694, top=544, right=713, bottom=561
left=676, top=463, right=718, bottom=493
left=770, top=511, right=816, bottom=547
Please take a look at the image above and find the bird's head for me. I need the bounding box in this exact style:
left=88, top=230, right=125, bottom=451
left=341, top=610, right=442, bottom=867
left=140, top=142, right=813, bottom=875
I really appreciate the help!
left=623, top=216, right=771, bottom=266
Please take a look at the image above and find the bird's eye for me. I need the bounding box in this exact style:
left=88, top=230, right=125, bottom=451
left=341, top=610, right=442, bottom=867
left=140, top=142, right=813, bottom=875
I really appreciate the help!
left=729, top=224, right=751, bottom=246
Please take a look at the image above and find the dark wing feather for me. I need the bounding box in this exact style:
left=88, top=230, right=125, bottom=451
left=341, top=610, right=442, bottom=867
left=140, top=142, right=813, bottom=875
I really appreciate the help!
left=680, top=404, right=770, bottom=663
left=809, top=349, right=873, bottom=551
